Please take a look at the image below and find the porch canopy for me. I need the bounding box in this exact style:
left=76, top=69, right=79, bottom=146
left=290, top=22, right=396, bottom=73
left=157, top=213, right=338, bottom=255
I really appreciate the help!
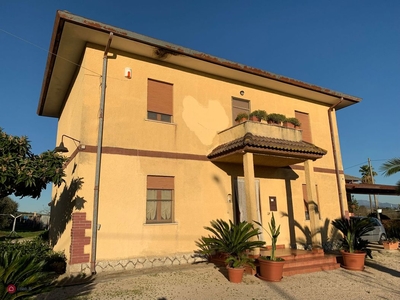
left=207, top=122, right=327, bottom=167
left=345, top=183, right=399, bottom=196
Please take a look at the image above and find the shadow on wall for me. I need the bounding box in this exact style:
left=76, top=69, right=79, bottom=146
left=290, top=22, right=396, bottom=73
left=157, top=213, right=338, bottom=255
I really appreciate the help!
left=281, top=213, right=341, bottom=251
left=49, top=177, right=86, bottom=246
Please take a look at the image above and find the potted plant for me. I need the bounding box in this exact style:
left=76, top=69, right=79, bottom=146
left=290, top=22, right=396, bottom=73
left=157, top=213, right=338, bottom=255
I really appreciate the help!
left=195, top=219, right=265, bottom=269
left=266, top=113, right=286, bottom=125
left=331, top=217, right=375, bottom=271
left=225, top=253, right=255, bottom=283
left=249, top=110, right=267, bottom=122
left=382, top=238, right=399, bottom=250
left=283, top=117, right=301, bottom=129
left=254, top=212, right=285, bottom=282
left=235, top=112, right=249, bottom=123
left=45, top=250, right=67, bottom=274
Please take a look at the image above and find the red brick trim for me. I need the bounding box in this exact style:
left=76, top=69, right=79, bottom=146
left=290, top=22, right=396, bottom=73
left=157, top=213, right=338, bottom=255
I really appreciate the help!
left=70, top=212, right=91, bottom=265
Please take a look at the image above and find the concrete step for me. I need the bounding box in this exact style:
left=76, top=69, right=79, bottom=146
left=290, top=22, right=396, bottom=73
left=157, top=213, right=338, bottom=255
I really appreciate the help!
left=283, top=262, right=341, bottom=276
left=258, top=249, right=340, bottom=277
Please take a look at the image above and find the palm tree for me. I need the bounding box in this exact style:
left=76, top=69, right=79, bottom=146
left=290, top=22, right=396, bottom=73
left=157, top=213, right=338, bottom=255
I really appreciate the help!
left=359, top=165, right=377, bottom=183
left=380, top=158, right=400, bottom=192
left=359, top=164, right=378, bottom=214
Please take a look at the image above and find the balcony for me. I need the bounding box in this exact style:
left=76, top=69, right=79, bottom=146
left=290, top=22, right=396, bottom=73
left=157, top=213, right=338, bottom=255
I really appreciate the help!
left=207, top=121, right=327, bottom=167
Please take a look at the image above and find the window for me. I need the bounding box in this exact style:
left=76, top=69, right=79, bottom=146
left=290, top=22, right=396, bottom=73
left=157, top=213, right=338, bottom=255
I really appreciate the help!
left=232, top=98, right=250, bottom=123
left=147, top=79, right=173, bottom=122
left=146, top=176, right=174, bottom=223
left=295, top=111, right=312, bottom=143
left=269, top=196, right=277, bottom=211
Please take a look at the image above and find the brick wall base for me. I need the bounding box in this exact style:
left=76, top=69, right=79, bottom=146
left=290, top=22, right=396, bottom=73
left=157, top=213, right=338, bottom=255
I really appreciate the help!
left=70, top=212, right=91, bottom=265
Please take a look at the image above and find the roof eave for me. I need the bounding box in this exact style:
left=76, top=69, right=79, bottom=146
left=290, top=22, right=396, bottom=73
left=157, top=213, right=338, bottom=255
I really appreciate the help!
left=38, top=10, right=362, bottom=117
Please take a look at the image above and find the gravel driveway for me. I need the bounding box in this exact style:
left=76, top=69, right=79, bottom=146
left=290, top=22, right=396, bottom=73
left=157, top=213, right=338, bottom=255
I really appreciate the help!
left=37, top=250, right=400, bottom=300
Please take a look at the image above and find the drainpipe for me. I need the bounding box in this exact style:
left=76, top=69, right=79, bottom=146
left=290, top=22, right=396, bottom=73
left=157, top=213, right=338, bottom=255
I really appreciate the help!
left=91, top=32, right=113, bottom=275
left=328, top=97, right=345, bottom=217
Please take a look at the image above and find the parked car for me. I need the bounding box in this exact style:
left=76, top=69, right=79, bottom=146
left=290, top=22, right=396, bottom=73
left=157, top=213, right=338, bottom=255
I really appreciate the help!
left=351, top=216, right=386, bottom=243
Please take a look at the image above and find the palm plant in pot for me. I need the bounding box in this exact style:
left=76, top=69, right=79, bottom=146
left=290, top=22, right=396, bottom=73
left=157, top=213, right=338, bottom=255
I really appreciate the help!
left=331, top=217, right=375, bottom=271
left=225, top=252, right=255, bottom=283
left=195, top=219, right=265, bottom=283
left=254, top=212, right=285, bottom=282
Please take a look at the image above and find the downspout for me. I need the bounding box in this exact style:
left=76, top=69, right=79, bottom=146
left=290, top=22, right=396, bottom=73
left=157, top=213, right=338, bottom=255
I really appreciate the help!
left=328, top=97, right=345, bottom=217
left=91, top=32, right=113, bottom=275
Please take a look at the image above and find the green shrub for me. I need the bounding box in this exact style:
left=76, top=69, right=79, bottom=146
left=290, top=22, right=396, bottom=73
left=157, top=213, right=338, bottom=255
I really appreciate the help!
left=249, top=110, right=267, bottom=121
left=267, top=113, right=286, bottom=124
left=382, top=219, right=400, bottom=239
left=0, top=238, right=52, bottom=262
left=0, top=237, right=67, bottom=274
left=44, top=251, right=67, bottom=274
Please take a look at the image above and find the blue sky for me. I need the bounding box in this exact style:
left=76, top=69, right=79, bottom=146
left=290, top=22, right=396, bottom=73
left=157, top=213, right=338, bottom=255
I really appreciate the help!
left=1, top=1, right=399, bottom=212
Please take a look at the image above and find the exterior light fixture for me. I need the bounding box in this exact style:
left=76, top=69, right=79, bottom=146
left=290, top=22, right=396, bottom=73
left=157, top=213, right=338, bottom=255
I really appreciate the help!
left=54, top=135, right=81, bottom=153
left=240, top=90, right=244, bottom=96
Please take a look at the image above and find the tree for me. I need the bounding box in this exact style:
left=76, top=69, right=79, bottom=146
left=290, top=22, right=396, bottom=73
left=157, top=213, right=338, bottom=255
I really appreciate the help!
left=0, top=196, right=18, bottom=229
left=380, top=157, right=400, bottom=192
left=347, top=195, right=359, bottom=213
left=0, top=128, right=67, bottom=200
left=359, top=164, right=377, bottom=183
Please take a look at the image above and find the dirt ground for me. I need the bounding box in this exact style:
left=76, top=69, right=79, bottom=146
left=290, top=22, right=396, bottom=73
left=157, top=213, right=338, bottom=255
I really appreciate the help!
left=36, top=249, right=400, bottom=300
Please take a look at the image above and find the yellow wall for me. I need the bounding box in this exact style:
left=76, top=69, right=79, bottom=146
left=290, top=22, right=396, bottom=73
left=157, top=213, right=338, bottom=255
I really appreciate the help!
left=52, top=44, right=347, bottom=263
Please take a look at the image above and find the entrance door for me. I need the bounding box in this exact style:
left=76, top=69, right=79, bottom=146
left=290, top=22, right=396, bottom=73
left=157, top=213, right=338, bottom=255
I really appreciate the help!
left=234, top=178, right=263, bottom=240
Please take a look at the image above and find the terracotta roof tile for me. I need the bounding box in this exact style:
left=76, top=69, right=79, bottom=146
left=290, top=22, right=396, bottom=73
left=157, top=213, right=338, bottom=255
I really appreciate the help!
left=208, top=133, right=327, bottom=159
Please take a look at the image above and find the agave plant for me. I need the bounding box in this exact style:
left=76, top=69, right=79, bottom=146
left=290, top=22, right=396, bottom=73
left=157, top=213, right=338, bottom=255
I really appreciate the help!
left=0, top=251, right=54, bottom=300
left=195, top=219, right=265, bottom=258
left=331, top=217, right=375, bottom=253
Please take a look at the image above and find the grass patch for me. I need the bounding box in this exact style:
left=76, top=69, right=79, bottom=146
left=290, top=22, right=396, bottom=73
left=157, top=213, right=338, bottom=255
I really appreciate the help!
left=0, top=229, right=45, bottom=241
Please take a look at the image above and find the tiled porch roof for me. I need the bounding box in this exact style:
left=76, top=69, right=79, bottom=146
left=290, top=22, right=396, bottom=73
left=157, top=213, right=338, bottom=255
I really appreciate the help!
left=208, top=133, right=327, bottom=160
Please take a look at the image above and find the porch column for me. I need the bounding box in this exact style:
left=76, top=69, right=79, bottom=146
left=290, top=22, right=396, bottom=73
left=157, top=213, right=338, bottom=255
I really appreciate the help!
left=243, top=152, right=258, bottom=224
left=304, top=160, right=321, bottom=247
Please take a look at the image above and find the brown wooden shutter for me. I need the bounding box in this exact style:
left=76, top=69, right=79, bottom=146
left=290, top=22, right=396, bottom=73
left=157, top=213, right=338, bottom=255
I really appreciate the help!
left=147, top=79, right=173, bottom=115
left=232, top=98, right=250, bottom=121
left=147, top=176, right=174, bottom=189
left=295, top=111, right=312, bottom=143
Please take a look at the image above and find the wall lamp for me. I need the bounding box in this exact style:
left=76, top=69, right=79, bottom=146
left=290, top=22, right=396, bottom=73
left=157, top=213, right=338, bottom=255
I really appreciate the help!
left=54, top=135, right=81, bottom=153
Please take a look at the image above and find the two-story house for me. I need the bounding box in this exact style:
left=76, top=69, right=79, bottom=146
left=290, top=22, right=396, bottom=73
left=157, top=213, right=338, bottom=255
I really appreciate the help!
left=38, top=11, right=360, bottom=274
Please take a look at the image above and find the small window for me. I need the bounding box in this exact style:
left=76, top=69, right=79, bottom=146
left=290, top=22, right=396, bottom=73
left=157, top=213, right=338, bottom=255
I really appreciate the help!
left=146, top=176, right=174, bottom=223
left=269, top=196, right=277, bottom=211
left=147, top=79, right=173, bottom=122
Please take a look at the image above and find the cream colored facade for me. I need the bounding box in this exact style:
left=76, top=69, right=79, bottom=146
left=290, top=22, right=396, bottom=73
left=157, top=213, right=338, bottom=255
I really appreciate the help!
left=38, top=11, right=361, bottom=274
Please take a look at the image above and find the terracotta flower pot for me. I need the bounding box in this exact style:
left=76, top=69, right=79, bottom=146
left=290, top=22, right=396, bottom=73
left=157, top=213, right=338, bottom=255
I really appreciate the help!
left=257, top=258, right=285, bottom=282
left=383, top=242, right=399, bottom=250
left=340, top=250, right=366, bottom=271
left=227, top=266, right=245, bottom=283
left=283, top=122, right=295, bottom=129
